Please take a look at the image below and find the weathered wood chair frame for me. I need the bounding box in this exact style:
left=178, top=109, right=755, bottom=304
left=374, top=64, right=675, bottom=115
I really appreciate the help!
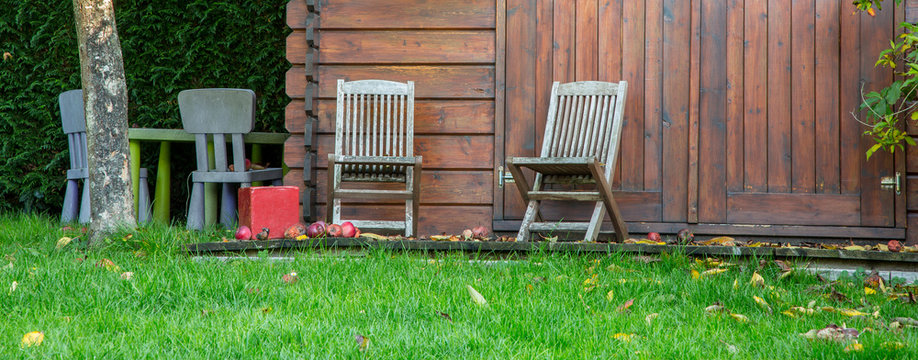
left=327, top=79, right=422, bottom=237
left=178, top=88, right=284, bottom=230
left=506, top=81, right=629, bottom=242
left=59, top=89, right=151, bottom=224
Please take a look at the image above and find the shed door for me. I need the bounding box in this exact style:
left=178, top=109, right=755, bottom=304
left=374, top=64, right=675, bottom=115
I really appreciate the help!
left=498, top=0, right=902, bottom=232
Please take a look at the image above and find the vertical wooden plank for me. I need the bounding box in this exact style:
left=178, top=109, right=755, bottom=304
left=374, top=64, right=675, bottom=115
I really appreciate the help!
left=534, top=0, right=553, bottom=155
left=768, top=0, right=792, bottom=193
left=621, top=0, right=645, bottom=191
left=860, top=6, right=896, bottom=227
left=494, top=0, right=507, bottom=221
left=598, top=0, right=623, bottom=188
left=895, top=2, right=908, bottom=229
left=815, top=0, right=840, bottom=194
left=698, top=0, right=727, bottom=222
left=744, top=0, right=768, bottom=192
left=725, top=0, right=744, bottom=193
left=575, top=0, right=599, bottom=81
left=644, top=0, right=664, bottom=195
left=791, top=0, right=816, bottom=193
left=662, top=0, right=690, bottom=222
left=839, top=0, right=861, bottom=194
left=503, top=0, right=537, bottom=219
left=687, top=0, right=702, bottom=222
left=554, top=1, right=576, bottom=83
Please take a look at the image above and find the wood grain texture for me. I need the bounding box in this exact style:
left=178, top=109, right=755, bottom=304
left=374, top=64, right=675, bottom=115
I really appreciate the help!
left=312, top=135, right=494, bottom=169
left=287, top=31, right=307, bottom=65
left=644, top=0, right=663, bottom=194
left=743, top=0, right=768, bottom=192
left=320, top=31, right=495, bottom=64
left=620, top=0, right=645, bottom=191
left=537, top=191, right=661, bottom=222
left=698, top=0, right=727, bottom=222
left=503, top=0, right=537, bottom=219
left=768, top=0, right=792, bottom=193
left=909, top=212, right=918, bottom=245
left=286, top=67, right=306, bottom=99
left=839, top=6, right=861, bottom=195
left=687, top=0, right=701, bottom=222
left=791, top=0, right=816, bottom=193
left=727, top=193, right=860, bottom=226
left=308, top=100, right=495, bottom=134
left=599, top=0, right=623, bottom=189
left=662, top=0, right=690, bottom=222
left=815, top=0, right=840, bottom=194
left=321, top=0, right=495, bottom=29
left=287, top=0, right=308, bottom=29
left=318, top=66, right=494, bottom=99
left=575, top=0, right=598, bottom=81
left=313, top=170, right=492, bottom=205
left=725, top=0, right=744, bottom=193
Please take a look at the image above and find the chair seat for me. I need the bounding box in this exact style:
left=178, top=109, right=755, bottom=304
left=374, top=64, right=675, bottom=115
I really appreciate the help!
left=508, top=156, right=602, bottom=176
left=191, top=168, right=284, bottom=183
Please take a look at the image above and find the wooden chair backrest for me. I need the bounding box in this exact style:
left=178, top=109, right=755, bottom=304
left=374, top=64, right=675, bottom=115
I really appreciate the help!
left=540, top=81, right=628, bottom=172
left=335, top=79, right=415, bottom=159
left=178, top=88, right=256, bottom=173
left=59, top=89, right=88, bottom=172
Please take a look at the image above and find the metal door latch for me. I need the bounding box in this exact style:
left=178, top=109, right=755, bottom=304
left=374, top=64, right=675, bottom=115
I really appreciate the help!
left=497, top=166, right=515, bottom=188
left=880, top=172, right=900, bottom=195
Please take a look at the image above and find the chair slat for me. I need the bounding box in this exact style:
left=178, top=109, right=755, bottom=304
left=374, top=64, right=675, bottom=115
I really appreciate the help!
left=231, top=134, right=245, bottom=172
left=213, top=133, right=227, bottom=171
left=194, top=134, right=209, bottom=172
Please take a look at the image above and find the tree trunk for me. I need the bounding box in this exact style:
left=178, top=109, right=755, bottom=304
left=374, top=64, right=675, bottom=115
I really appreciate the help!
left=72, top=0, right=136, bottom=244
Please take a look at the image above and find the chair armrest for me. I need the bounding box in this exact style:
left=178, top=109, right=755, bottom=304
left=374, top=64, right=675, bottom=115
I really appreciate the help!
left=328, top=155, right=422, bottom=166
left=506, top=156, right=598, bottom=166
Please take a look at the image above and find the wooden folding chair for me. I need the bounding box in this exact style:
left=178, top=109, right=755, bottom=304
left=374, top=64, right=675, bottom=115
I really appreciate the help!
left=327, top=79, right=422, bottom=237
left=506, top=81, right=629, bottom=242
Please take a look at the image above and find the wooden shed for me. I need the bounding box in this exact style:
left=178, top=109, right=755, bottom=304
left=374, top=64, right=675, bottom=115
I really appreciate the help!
left=285, top=0, right=918, bottom=244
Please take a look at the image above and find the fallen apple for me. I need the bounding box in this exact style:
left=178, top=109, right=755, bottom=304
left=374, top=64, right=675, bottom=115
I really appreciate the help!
left=647, top=232, right=662, bottom=242
left=306, top=222, right=326, bottom=238
left=341, top=221, right=357, bottom=238
left=235, top=225, right=252, bottom=240
left=677, top=228, right=694, bottom=244
left=889, top=240, right=903, bottom=253
left=327, top=224, right=343, bottom=237
left=472, top=225, right=489, bottom=238
left=284, top=224, right=306, bottom=239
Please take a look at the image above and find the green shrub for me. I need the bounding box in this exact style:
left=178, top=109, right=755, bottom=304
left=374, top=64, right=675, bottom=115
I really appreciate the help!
left=0, top=0, right=290, bottom=214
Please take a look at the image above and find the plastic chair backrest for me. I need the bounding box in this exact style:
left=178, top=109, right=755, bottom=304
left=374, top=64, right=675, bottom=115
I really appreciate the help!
left=177, top=88, right=256, bottom=173
left=59, top=89, right=88, bottom=171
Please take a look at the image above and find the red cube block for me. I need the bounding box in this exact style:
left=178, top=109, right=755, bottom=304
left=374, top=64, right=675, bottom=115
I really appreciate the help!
left=237, top=186, right=300, bottom=239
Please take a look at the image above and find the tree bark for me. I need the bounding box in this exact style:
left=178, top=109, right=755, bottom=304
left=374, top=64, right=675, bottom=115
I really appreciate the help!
left=72, top=0, right=136, bottom=244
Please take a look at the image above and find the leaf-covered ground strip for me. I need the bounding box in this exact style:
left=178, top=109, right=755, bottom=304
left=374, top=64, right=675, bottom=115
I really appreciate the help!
left=1, top=214, right=917, bottom=358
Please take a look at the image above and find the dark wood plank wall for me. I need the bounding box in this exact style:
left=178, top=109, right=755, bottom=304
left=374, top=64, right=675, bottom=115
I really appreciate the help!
left=286, top=0, right=497, bottom=235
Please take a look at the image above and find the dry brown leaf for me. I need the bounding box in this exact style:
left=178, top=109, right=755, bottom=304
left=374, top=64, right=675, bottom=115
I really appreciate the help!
left=774, top=260, right=792, bottom=272
left=749, top=272, right=765, bottom=287
left=617, top=298, right=635, bottom=313
left=436, top=311, right=453, bottom=322
left=355, top=334, right=369, bottom=352
left=96, top=258, right=120, bottom=273
left=800, top=324, right=859, bottom=342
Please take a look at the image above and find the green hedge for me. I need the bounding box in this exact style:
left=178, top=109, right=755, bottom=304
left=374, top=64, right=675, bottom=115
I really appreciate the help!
left=0, top=0, right=290, bottom=214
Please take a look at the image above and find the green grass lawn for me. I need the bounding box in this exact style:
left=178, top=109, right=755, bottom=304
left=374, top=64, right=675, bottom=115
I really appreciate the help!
left=1, top=213, right=916, bottom=358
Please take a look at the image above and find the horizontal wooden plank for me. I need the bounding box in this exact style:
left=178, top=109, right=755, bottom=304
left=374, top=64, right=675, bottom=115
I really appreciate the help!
left=534, top=191, right=661, bottom=222
left=309, top=100, right=494, bottom=134
left=909, top=176, right=918, bottom=211
left=285, top=100, right=307, bottom=134
left=909, top=138, right=918, bottom=173
left=287, top=0, right=308, bottom=29
left=284, top=135, right=305, bottom=167
left=286, top=67, right=306, bottom=98
left=311, top=169, right=492, bottom=205
left=727, top=193, right=860, bottom=226
left=321, top=0, right=495, bottom=29
left=286, top=31, right=307, bottom=64
left=909, top=212, right=918, bottom=245
left=316, top=205, right=493, bottom=236
left=299, top=135, right=494, bottom=169
left=318, top=66, right=494, bottom=99
left=320, top=31, right=495, bottom=64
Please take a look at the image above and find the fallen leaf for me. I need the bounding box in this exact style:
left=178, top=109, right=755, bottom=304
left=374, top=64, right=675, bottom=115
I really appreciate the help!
left=800, top=324, right=859, bottom=342
left=753, top=296, right=772, bottom=314
left=20, top=331, right=44, bottom=348
left=864, top=271, right=885, bottom=288
left=844, top=343, right=864, bottom=352
left=844, top=245, right=867, bottom=251
left=617, top=298, right=635, bottom=313
left=606, top=289, right=615, bottom=302
left=119, top=272, right=133, bottom=280
left=96, top=258, right=120, bottom=273
left=892, top=317, right=918, bottom=327
left=730, top=313, right=749, bottom=323
left=282, top=271, right=298, bottom=284
left=787, top=306, right=816, bottom=316
left=864, top=287, right=876, bottom=295
left=260, top=306, right=273, bottom=314
left=749, top=272, right=765, bottom=287
left=882, top=341, right=906, bottom=350
left=633, top=240, right=665, bottom=245
left=732, top=279, right=739, bottom=289
left=781, top=310, right=797, bottom=317
left=632, top=255, right=661, bottom=264
left=705, top=303, right=726, bottom=314
left=838, top=308, right=878, bottom=318
left=467, top=285, right=487, bottom=306
left=701, top=236, right=736, bottom=246
left=827, top=289, right=850, bottom=303
left=691, top=269, right=701, bottom=280
left=645, top=313, right=659, bottom=325
left=701, top=268, right=728, bottom=277
left=773, top=260, right=792, bottom=272
left=8, top=281, right=17, bottom=294
left=720, top=340, right=739, bottom=355
left=355, top=334, right=369, bottom=352
left=56, top=237, right=72, bottom=249
left=436, top=311, right=452, bottom=322
left=612, top=333, right=635, bottom=342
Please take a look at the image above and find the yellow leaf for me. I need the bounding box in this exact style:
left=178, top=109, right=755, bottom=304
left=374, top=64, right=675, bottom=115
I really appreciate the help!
left=21, top=331, right=44, bottom=348
left=701, top=236, right=736, bottom=246
left=691, top=269, right=700, bottom=280
left=526, top=284, right=534, bottom=294
left=749, top=272, right=765, bottom=287
left=838, top=308, right=878, bottom=317
left=730, top=313, right=749, bottom=323
left=56, top=237, right=72, bottom=249
left=701, top=268, right=728, bottom=277
left=864, top=287, right=877, bottom=295
left=295, top=234, right=309, bottom=241
left=732, top=279, right=739, bottom=289
left=753, top=296, right=770, bottom=309
left=582, top=274, right=598, bottom=287
left=467, top=285, right=487, bottom=306
left=882, top=341, right=906, bottom=350
left=781, top=310, right=797, bottom=318
left=844, top=343, right=864, bottom=352
left=843, top=245, right=866, bottom=251
left=606, top=289, right=615, bottom=302
left=612, top=333, right=636, bottom=342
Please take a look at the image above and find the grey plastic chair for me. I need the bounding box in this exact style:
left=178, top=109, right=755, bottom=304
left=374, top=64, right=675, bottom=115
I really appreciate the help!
left=59, top=89, right=151, bottom=224
left=178, top=88, right=284, bottom=230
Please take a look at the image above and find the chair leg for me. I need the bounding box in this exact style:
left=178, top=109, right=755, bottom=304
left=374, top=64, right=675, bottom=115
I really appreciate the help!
left=61, top=180, right=80, bottom=223
left=516, top=199, right=541, bottom=242
left=588, top=161, right=628, bottom=242
left=220, top=183, right=237, bottom=227
left=78, top=180, right=91, bottom=224
left=186, top=182, right=205, bottom=230
left=137, top=170, right=151, bottom=224
left=584, top=202, right=606, bottom=242
left=271, top=179, right=283, bottom=186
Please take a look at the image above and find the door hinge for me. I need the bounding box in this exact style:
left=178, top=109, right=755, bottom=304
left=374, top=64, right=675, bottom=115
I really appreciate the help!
left=497, top=166, right=514, bottom=188
left=880, top=171, right=900, bottom=195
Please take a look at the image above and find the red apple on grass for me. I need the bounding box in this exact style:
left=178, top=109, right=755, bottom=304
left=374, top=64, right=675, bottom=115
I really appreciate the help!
left=235, top=225, right=252, bottom=240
